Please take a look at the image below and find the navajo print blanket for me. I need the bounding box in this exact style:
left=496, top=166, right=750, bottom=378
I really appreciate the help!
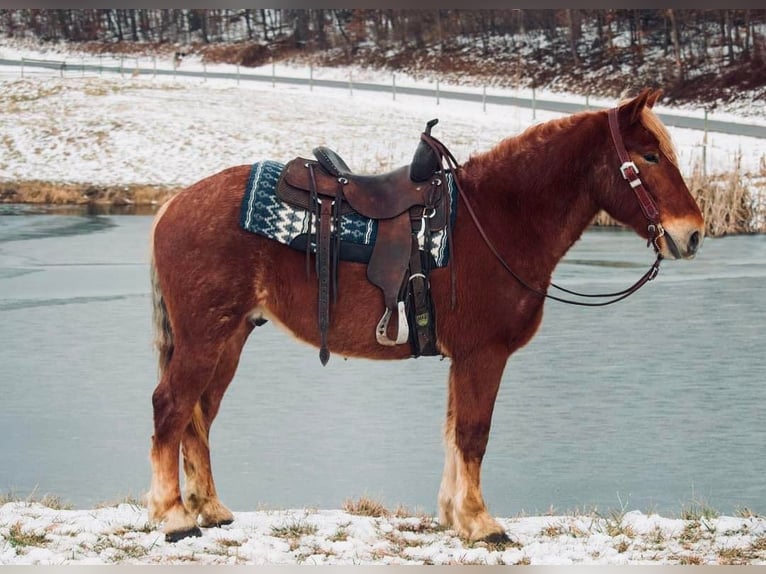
left=239, top=160, right=457, bottom=267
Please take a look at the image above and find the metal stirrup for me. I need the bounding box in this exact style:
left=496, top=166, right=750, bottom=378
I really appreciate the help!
left=375, top=301, right=409, bottom=346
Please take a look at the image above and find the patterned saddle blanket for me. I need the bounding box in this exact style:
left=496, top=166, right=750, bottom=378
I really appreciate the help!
left=239, top=160, right=456, bottom=267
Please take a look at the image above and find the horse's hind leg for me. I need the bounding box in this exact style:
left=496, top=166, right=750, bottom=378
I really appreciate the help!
left=181, top=324, right=252, bottom=528
left=438, top=350, right=510, bottom=543
left=148, top=340, right=225, bottom=541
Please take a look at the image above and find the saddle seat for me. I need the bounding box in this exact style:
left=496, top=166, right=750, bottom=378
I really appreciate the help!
left=312, top=146, right=441, bottom=220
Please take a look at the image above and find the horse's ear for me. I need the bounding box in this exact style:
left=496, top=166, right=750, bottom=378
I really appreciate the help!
left=620, top=88, right=653, bottom=125
left=646, top=89, right=663, bottom=109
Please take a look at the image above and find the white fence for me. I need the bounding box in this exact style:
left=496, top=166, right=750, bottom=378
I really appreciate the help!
left=3, top=54, right=765, bottom=180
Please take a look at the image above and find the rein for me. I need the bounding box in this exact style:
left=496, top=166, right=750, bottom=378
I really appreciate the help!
left=422, top=106, right=665, bottom=307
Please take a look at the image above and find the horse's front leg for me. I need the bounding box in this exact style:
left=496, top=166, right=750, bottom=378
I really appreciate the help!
left=438, top=349, right=510, bottom=543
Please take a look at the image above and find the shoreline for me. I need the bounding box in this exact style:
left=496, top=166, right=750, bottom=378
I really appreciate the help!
left=3, top=180, right=763, bottom=237
left=0, top=180, right=180, bottom=208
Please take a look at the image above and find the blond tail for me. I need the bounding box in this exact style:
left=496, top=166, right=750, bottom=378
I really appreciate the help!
left=149, top=198, right=176, bottom=378
left=150, top=256, right=174, bottom=376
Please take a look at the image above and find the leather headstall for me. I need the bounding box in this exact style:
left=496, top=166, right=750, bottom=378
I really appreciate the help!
left=607, top=107, right=665, bottom=254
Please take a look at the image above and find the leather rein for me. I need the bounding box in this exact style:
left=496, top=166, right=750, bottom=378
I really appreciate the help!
left=422, top=106, right=665, bottom=307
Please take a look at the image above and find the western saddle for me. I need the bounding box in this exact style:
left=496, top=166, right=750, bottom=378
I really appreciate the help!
left=276, top=119, right=454, bottom=364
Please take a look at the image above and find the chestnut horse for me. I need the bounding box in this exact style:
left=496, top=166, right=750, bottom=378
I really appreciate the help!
left=147, top=89, right=704, bottom=543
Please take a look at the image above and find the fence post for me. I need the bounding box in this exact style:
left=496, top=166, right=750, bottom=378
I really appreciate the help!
left=392, top=73, right=396, bottom=101
left=703, top=108, right=709, bottom=178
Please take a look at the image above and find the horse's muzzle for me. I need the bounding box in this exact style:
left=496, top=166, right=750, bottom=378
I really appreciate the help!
left=662, top=221, right=704, bottom=260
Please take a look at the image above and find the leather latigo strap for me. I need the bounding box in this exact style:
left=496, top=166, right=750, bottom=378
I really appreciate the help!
left=407, top=235, right=438, bottom=356
left=316, top=190, right=334, bottom=366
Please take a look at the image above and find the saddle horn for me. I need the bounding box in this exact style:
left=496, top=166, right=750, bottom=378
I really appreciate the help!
left=409, top=118, right=441, bottom=182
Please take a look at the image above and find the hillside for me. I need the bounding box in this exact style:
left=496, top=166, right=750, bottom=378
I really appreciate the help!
left=2, top=9, right=765, bottom=116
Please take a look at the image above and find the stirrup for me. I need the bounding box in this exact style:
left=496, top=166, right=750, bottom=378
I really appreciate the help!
left=375, top=301, right=409, bottom=346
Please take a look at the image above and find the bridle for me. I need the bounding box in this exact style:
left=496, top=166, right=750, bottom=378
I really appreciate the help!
left=422, top=105, right=666, bottom=307
left=607, top=107, right=665, bottom=256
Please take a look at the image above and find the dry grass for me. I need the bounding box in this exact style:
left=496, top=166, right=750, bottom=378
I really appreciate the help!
left=687, top=156, right=766, bottom=236
left=343, top=496, right=390, bottom=518
left=680, top=497, right=720, bottom=521
left=270, top=518, right=319, bottom=552
left=7, top=522, right=50, bottom=548
left=0, top=180, right=180, bottom=206
left=0, top=491, right=72, bottom=510
left=270, top=519, right=318, bottom=539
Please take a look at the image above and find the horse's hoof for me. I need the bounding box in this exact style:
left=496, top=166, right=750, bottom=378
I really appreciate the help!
left=201, top=518, right=234, bottom=528
left=482, top=531, right=511, bottom=546
left=165, top=526, right=203, bottom=543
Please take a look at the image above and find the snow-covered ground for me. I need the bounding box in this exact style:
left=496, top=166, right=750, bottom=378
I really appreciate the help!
left=2, top=500, right=766, bottom=565
left=1, top=37, right=764, bottom=193
left=2, top=39, right=766, bottom=565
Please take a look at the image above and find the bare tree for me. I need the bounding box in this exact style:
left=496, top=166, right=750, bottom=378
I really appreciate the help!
left=565, top=9, right=581, bottom=66
left=666, top=9, right=685, bottom=83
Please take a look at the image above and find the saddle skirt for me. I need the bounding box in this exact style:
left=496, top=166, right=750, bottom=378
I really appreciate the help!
left=240, top=160, right=457, bottom=267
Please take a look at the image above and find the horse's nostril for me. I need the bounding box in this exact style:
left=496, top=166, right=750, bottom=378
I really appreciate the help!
left=688, top=230, right=701, bottom=254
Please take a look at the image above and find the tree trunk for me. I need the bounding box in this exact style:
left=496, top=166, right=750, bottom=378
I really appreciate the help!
left=436, top=9, right=443, bottom=54
left=114, top=9, right=124, bottom=42
left=128, top=9, right=137, bottom=42
left=605, top=10, right=615, bottom=68
left=667, top=9, right=684, bottom=83
left=315, top=9, right=327, bottom=49
left=287, top=10, right=307, bottom=47
left=258, top=10, right=269, bottom=41
left=633, top=9, right=644, bottom=67
left=566, top=9, right=581, bottom=66
left=725, top=9, right=734, bottom=64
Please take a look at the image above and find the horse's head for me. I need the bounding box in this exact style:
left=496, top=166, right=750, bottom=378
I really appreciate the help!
left=596, top=89, right=704, bottom=260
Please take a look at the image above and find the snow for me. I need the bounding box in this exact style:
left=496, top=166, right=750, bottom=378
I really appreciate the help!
left=1, top=37, right=765, bottom=193
left=1, top=501, right=765, bottom=565
left=2, top=39, right=766, bottom=565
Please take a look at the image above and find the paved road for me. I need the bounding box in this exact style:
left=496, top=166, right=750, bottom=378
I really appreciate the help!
left=3, top=57, right=764, bottom=139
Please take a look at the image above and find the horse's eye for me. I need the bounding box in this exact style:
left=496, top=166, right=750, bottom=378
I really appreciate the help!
left=643, top=153, right=660, bottom=164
